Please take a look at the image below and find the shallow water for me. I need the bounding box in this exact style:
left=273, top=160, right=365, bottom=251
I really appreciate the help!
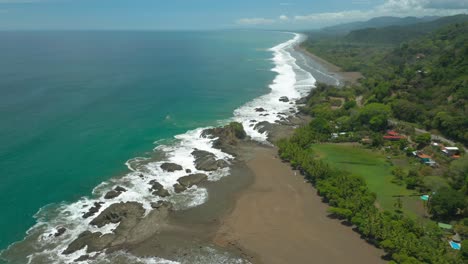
left=0, top=31, right=316, bottom=263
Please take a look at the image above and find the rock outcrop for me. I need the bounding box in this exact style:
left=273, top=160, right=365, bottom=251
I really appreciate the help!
left=201, top=122, right=247, bottom=155
left=149, top=180, right=170, bottom=197
left=160, top=163, right=183, bottom=172
left=279, top=96, right=289, bottom=102
left=89, top=202, right=145, bottom=228
left=104, top=186, right=127, bottom=200
left=191, top=149, right=228, bottom=171
left=82, top=202, right=103, bottom=219
left=177, top=173, right=208, bottom=188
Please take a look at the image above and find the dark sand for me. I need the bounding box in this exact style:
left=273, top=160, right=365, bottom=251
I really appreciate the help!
left=296, top=46, right=363, bottom=85
left=214, top=146, right=386, bottom=264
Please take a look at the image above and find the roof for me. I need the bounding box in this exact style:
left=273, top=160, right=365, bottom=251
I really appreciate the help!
left=438, top=223, right=453, bottom=229
left=445, top=147, right=459, bottom=150
left=417, top=153, right=431, bottom=159
left=387, top=130, right=399, bottom=136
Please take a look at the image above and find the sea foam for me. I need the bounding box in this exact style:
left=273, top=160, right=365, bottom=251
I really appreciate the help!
left=2, top=32, right=315, bottom=264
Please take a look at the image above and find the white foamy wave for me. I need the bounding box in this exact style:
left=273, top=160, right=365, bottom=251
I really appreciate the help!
left=234, top=33, right=315, bottom=141
left=3, top=32, right=314, bottom=264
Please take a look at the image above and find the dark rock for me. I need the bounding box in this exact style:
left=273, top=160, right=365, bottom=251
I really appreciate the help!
left=54, top=227, right=66, bottom=237
left=279, top=96, right=289, bottom=102
left=191, top=150, right=219, bottom=171
left=151, top=201, right=172, bottom=210
left=153, top=188, right=170, bottom=197
left=63, top=231, right=100, bottom=255
left=75, top=255, right=89, bottom=262
left=177, top=173, right=208, bottom=188
left=255, top=107, right=266, bottom=112
left=250, top=120, right=257, bottom=123
left=200, top=122, right=246, bottom=155
left=114, top=186, right=127, bottom=192
left=89, top=202, right=145, bottom=228
left=160, top=163, right=183, bottom=172
left=296, top=97, right=308, bottom=104
left=173, top=183, right=186, bottom=193
left=104, top=190, right=121, bottom=200
left=149, top=180, right=170, bottom=197
left=254, top=121, right=274, bottom=134
left=185, top=169, right=192, bottom=173
left=82, top=202, right=103, bottom=219
left=216, top=159, right=229, bottom=168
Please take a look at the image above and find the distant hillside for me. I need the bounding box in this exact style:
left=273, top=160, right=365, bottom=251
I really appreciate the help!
left=345, top=14, right=468, bottom=44
left=322, top=16, right=439, bottom=34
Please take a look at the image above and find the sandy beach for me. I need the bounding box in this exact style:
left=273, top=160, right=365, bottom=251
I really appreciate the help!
left=214, top=145, right=385, bottom=264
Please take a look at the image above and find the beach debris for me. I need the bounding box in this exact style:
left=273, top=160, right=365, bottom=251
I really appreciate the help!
left=160, top=162, right=183, bottom=172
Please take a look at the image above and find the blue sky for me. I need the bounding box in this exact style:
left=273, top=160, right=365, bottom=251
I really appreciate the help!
left=0, top=0, right=467, bottom=30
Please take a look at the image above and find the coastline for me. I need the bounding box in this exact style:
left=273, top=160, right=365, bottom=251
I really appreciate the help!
left=1, top=33, right=380, bottom=264
left=295, top=45, right=363, bottom=86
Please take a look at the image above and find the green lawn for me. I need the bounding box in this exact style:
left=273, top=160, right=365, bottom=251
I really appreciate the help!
left=312, top=143, right=422, bottom=216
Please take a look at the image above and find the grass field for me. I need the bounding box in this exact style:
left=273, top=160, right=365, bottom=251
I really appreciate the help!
left=312, top=143, right=425, bottom=217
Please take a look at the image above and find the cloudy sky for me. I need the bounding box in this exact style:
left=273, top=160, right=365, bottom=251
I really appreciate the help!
left=0, top=0, right=467, bottom=30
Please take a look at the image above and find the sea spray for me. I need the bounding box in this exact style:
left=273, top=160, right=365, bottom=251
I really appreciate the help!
left=1, top=32, right=315, bottom=264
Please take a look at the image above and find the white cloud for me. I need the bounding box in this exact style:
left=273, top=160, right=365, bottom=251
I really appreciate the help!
left=279, top=15, right=289, bottom=21
left=294, top=0, right=468, bottom=25
left=236, top=17, right=275, bottom=25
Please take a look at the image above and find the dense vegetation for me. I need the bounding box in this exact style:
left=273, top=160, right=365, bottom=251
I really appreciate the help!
left=302, top=15, right=468, bottom=145
left=277, top=79, right=468, bottom=262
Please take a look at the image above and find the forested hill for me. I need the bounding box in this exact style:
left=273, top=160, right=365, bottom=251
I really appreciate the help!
left=322, top=16, right=439, bottom=35
left=344, top=14, right=468, bottom=44
left=301, top=17, right=468, bottom=145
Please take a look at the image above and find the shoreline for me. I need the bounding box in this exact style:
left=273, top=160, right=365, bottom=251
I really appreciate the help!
left=295, top=45, right=363, bottom=86
left=1, top=33, right=378, bottom=264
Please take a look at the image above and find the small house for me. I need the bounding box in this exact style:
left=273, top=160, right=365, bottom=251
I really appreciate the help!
left=442, top=147, right=460, bottom=158
left=383, top=130, right=406, bottom=141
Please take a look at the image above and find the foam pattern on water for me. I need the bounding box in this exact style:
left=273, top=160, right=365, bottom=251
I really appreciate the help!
left=1, top=33, right=315, bottom=264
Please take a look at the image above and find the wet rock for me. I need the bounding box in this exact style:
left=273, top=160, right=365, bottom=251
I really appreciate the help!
left=191, top=150, right=219, bottom=171
left=82, top=202, right=103, bottom=219
left=279, top=96, right=289, bottom=102
left=160, top=163, right=183, bottom=172
left=151, top=201, right=173, bottom=210
left=114, top=186, right=127, bottom=193
left=185, top=169, right=192, bottom=173
left=89, top=202, right=145, bottom=228
left=255, top=107, right=266, bottom=112
left=153, top=188, right=170, bottom=197
left=149, top=180, right=170, bottom=197
left=173, top=183, right=186, bottom=193
left=177, top=173, right=208, bottom=188
left=54, top=227, right=67, bottom=237
left=296, top=97, right=308, bottom=104
left=201, top=122, right=246, bottom=155
left=104, top=190, right=121, bottom=199
left=250, top=120, right=257, bottom=123
left=63, top=231, right=100, bottom=255
left=75, top=255, right=89, bottom=262
left=254, top=121, right=275, bottom=134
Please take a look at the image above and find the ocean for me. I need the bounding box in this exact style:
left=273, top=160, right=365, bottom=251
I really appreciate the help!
left=0, top=30, right=316, bottom=263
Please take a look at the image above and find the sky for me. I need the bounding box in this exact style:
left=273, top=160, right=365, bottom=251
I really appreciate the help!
left=0, top=0, right=467, bottom=30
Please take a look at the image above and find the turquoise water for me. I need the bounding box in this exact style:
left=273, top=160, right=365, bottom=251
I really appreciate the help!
left=0, top=30, right=290, bottom=251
